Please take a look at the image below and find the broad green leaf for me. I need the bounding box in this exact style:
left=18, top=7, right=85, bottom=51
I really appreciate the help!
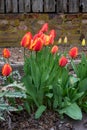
left=59, top=103, right=82, bottom=120
left=79, top=78, right=87, bottom=92
left=35, top=105, right=46, bottom=119
left=72, top=92, right=84, bottom=102
left=23, top=75, right=39, bottom=107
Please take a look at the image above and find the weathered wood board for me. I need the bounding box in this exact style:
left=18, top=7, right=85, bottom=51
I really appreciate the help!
left=32, top=0, right=43, bottom=12
left=57, top=0, right=68, bottom=13
left=0, top=0, right=87, bottom=13
left=25, top=0, right=31, bottom=12
left=0, top=0, right=4, bottom=13
left=19, top=0, right=24, bottom=13
left=44, top=0, right=55, bottom=12
left=6, top=0, right=18, bottom=13
left=80, top=0, right=87, bottom=12
left=69, top=0, right=79, bottom=13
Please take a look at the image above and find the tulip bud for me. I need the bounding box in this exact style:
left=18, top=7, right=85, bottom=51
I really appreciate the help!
left=39, top=23, right=48, bottom=33
left=82, top=38, right=86, bottom=46
left=20, top=32, right=32, bottom=48
left=2, top=64, right=12, bottom=76
left=2, top=48, right=11, bottom=58
left=69, top=47, right=78, bottom=59
left=59, top=56, right=68, bottom=67
left=51, top=45, right=58, bottom=54
left=64, top=36, right=67, bottom=44
left=58, top=38, right=62, bottom=44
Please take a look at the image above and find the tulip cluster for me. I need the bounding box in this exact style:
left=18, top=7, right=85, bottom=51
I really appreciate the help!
left=20, top=23, right=79, bottom=68
left=20, top=23, right=56, bottom=51
left=1, top=48, right=12, bottom=77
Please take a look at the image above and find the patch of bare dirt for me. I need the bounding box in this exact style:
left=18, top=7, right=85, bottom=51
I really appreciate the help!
left=0, top=110, right=87, bottom=130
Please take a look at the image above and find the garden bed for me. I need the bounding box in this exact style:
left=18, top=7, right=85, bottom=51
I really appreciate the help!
left=0, top=44, right=87, bottom=130
left=0, top=110, right=87, bottom=130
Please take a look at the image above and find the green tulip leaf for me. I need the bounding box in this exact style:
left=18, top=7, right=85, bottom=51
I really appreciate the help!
left=79, top=78, right=87, bottom=92
left=35, top=105, right=46, bottom=119
left=59, top=103, right=82, bottom=120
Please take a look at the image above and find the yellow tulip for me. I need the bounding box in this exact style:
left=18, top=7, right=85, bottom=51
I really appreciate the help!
left=64, top=36, right=67, bottom=44
left=82, top=38, right=86, bottom=46
left=58, top=38, right=62, bottom=44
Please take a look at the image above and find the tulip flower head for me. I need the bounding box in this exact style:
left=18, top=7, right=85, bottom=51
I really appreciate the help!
left=69, top=47, right=78, bottom=59
left=2, top=48, right=11, bottom=58
left=49, top=30, right=56, bottom=38
left=2, top=64, right=12, bottom=77
left=31, top=38, right=43, bottom=51
left=20, top=32, right=32, bottom=48
left=64, top=36, right=68, bottom=44
left=39, top=23, right=48, bottom=33
left=58, top=38, right=62, bottom=44
left=59, top=56, right=68, bottom=67
left=51, top=45, right=58, bottom=54
left=82, top=38, right=86, bottom=46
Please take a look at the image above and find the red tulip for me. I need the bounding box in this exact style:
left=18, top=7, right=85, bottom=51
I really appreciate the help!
left=69, top=47, right=78, bottom=58
left=20, top=32, right=32, bottom=48
left=2, top=64, right=12, bottom=76
left=2, top=48, right=11, bottom=58
left=31, top=38, right=43, bottom=51
left=39, top=23, right=48, bottom=33
left=49, top=30, right=56, bottom=38
left=51, top=45, right=58, bottom=54
left=59, top=56, right=68, bottom=67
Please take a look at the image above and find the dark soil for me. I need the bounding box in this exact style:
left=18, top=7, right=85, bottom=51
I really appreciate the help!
left=0, top=110, right=87, bottom=130
left=0, top=44, right=87, bottom=130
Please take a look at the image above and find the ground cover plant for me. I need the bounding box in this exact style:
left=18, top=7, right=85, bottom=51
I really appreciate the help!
left=0, top=23, right=87, bottom=122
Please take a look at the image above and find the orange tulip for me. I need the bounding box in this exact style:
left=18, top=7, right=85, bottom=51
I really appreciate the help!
left=39, top=23, right=48, bottom=33
left=2, top=64, right=12, bottom=76
left=51, top=45, right=58, bottom=54
left=69, top=47, right=78, bottom=58
left=43, top=34, right=53, bottom=46
left=31, top=38, right=43, bottom=51
left=2, top=48, right=11, bottom=58
left=20, top=32, right=32, bottom=48
left=59, top=56, right=68, bottom=67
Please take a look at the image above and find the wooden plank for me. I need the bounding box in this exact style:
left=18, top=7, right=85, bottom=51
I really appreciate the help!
left=80, top=0, right=87, bottom=12
left=19, top=0, right=24, bottom=13
left=69, top=0, right=79, bottom=13
left=57, top=0, right=68, bottom=13
left=32, top=0, right=43, bottom=12
left=0, top=0, right=4, bottom=13
left=57, top=0, right=63, bottom=13
left=62, top=0, right=68, bottom=13
left=44, top=0, right=55, bottom=12
left=6, top=0, right=12, bottom=13
left=12, top=0, right=18, bottom=13
left=25, top=0, right=31, bottom=12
